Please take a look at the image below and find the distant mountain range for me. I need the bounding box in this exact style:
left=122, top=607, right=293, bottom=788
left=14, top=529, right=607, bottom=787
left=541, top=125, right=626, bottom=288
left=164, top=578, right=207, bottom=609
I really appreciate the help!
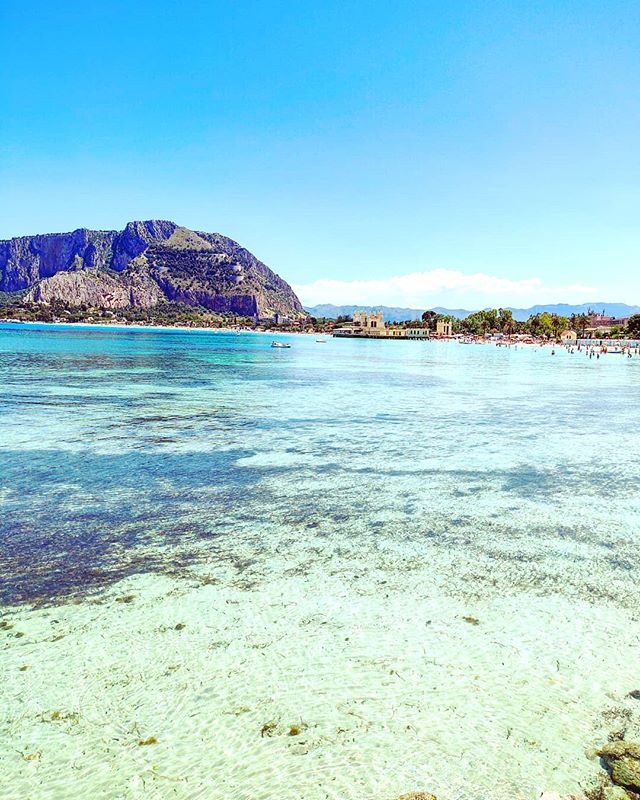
left=305, top=302, right=640, bottom=323
left=0, top=220, right=304, bottom=318
left=304, top=304, right=464, bottom=322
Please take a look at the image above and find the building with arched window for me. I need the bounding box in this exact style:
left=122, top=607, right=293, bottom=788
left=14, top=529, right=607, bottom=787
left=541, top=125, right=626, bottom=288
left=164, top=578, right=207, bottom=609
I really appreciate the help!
left=352, top=310, right=385, bottom=330
left=333, top=311, right=430, bottom=340
left=334, top=311, right=387, bottom=337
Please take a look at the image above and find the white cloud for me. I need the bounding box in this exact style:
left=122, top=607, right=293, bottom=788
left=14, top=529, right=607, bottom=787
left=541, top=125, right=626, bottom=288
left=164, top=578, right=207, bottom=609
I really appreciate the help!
left=293, top=268, right=597, bottom=310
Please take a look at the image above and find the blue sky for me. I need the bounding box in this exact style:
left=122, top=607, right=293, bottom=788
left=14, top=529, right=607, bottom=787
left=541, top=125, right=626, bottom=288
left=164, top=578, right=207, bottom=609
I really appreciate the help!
left=1, top=1, right=639, bottom=308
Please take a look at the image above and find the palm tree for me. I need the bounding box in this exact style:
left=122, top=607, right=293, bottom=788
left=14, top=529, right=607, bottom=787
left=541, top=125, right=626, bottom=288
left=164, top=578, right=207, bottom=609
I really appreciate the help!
left=498, top=308, right=514, bottom=335
left=571, top=311, right=591, bottom=335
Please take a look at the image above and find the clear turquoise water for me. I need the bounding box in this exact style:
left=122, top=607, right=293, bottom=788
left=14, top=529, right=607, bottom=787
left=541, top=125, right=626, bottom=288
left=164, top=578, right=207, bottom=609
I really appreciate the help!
left=1, top=323, right=640, bottom=800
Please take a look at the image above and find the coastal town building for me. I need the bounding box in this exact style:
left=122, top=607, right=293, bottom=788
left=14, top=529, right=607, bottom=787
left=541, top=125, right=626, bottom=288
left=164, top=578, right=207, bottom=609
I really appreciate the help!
left=332, top=324, right=360, bottom=337
left=333, top=311, right=429, bottom=340
left=352, top=310, right=385, bottom=330
left=585, top=314, right=629, bottom=335
left=436, top=319, right=453, bottom=337
left=404, top=327, right=430, bottom=339
left=587, top=312, right=615, bottom=328
left=560, top=329, right=577, bottom=344
left=333, top=310, right=386, bottom=338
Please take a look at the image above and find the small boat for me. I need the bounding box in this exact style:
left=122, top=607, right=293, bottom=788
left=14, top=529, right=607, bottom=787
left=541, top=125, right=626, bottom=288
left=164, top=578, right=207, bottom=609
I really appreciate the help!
left=271, top=341, right=291, bottom=348
left=315, top=339, right=327, bottom=343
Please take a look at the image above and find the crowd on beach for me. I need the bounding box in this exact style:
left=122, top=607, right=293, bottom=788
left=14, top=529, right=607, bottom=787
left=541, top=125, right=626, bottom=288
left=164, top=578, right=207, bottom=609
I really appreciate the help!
left=465, top=337, right=640, bottom=354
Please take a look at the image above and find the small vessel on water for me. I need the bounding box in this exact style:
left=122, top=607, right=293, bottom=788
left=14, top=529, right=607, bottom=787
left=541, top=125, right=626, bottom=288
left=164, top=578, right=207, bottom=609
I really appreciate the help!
left=316, top=339, right=327, bottom=343
left=271, top=341, right=291, bottom=348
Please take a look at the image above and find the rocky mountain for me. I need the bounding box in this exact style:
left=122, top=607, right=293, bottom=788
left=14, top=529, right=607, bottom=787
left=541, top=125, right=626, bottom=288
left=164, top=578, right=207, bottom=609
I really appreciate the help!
left=0, top=220, right=305, bottom=318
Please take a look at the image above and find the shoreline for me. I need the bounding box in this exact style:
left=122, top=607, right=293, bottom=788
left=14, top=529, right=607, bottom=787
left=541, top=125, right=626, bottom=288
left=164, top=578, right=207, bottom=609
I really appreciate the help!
left=2, top=320, right=639, bottom=350
left=0, top=319, right=315, bottom=336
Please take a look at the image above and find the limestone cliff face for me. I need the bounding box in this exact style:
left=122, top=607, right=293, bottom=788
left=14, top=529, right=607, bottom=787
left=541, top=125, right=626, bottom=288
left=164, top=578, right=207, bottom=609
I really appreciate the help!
left=1, top=220, right=304, bottom=318
left=110, top=220, right=177, bottom=272
left=0, top=228, right=118, bottom=292
left=25, top=265, right=164, bottom=308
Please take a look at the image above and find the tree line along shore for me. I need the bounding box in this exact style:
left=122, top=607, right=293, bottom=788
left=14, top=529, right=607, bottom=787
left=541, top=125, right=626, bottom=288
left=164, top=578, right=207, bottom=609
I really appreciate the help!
left=2, top=299, right=640, bottom=341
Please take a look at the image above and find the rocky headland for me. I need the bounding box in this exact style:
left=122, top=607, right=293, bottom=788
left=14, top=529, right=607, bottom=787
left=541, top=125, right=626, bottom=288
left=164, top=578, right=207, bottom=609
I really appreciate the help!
left=0, top=220, right=305, bottom=319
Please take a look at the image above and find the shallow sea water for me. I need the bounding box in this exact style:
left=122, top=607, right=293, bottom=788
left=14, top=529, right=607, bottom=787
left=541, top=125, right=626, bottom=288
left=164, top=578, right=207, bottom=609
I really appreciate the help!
left=1, top=323, right=640, bottom=800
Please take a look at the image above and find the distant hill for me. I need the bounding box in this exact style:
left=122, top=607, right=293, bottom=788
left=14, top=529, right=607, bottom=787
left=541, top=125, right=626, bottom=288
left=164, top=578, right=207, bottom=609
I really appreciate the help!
left=304, top=304, right=427, bottom=322
left=504, top=302, right=640, bottom=321
left=0, top=220, right=304, bottom=318
left=305, top=302, right=640, bottom=322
